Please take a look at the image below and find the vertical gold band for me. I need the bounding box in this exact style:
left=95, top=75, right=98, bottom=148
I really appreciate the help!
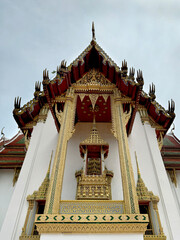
left=111, top=93, right=139, bottom=214
left=45, top=91, right=76, bottom=214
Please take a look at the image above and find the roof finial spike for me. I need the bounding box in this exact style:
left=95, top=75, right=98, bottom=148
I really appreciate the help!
left=49, top=150, right=53, bottom=171
left=92, top=21, right=96, bottom=41
left=46, top=150, right=53, bottom=179
left=135, top=152, right=141, bottom=179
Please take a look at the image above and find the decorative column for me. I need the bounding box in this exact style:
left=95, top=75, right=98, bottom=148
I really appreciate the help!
left=20, top=200, right=34, bottom=236
left=45, top=89, right=76, bottom=214
left=111, top=90, right=139, bottom=214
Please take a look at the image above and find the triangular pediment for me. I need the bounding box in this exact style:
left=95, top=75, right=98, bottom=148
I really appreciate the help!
left=69, top=42, right=120, bottom=72
left=75, top=69, right=114, bottom=87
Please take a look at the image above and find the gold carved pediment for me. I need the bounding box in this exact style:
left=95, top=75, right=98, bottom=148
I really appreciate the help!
left=74, top=69, right=115, bottom=91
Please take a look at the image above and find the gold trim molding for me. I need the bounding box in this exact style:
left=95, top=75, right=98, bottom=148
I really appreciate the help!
left=19, top=236, right=40, bottom=240
left=144, top=235, right=166, bottom=240
left=36, top=223, right=148, bottom=234
left=35, top=213, right=148, bottom=233
left=35, top=213, right=148, bottom=223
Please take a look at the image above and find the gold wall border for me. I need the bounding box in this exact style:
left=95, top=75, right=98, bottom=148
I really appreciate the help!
left=36, top=222, right=148, bottom=234
left=144, top=236, right=166, bottom=240
left=44, top=89, right=77, bottom=214
left=19, top=236, right=40, bottom=240
left=111, top=92, right=139, bottom=213
left=35, top=214, right=148, bottom=223
left=35, top=213, right=148, bottom=233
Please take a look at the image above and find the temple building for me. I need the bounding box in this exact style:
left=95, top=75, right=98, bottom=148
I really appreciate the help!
left=0, top=24, right=180, bottom=240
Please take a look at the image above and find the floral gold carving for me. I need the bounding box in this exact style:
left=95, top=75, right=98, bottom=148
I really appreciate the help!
left=59, top=200, right=124, bottom=214
left=13, top=167, right=20, bottom=186
left=55, top=103, right=63, bottom=125
left=75, top=169, right=113, bottom=200
left=157, top=132, right=164, bottom=151
left=37, top=105, right=49, bottom=123
left=124, top=104, right=132, bottom=126
left=73, top=69, right=115, bottom=92
left=167, top=168, right=177, bottom=187
left=79, top=94, right=86, bottom=102
left=35, top=213, right=148, bottom=233
left=89, top=94, right=98, bottom=109
left=24, top=130, right=30, bottom=150
left=36, top=223, right=148, bottom=234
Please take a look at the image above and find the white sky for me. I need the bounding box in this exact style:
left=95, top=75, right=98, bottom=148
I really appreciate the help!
left=1, top=0, right=180, bottom=139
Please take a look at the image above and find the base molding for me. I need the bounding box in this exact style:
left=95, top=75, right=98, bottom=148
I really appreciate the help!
left=36, top=223, right=148, bottom=234
left=35, top=213, right=149, bottom=234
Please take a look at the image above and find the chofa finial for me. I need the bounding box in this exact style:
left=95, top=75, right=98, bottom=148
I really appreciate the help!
left=149, top=83, right=156, bottom=101
left=1, top=127, right=5, bottom=141
left=168, top=99, right=175, bottom=117
left=92, top=22, right=96, bottom=41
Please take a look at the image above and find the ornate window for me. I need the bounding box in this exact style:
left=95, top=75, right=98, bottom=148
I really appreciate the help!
left=75, top=120, right=113, bottom=200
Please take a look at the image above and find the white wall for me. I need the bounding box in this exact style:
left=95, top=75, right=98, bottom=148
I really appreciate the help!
left=168, top=170, right=180, bottom=217
left=41, top=233, right=143, bottom=240
left=0, top=111, right=58, bottom=240
left=61, top=122, right=123, bottom=200
left=128, top=112, right=180, bottom=240
left=175, top=170, right=180, bottom=212
left=0, top=169, right=14, bottom=230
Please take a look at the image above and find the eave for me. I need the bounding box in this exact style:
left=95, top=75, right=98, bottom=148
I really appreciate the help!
left=0, top=132, right=26, bottom=169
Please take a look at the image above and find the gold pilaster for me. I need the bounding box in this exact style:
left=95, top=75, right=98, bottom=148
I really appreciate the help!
left=44, top=89, right=76, bottom=214
left=152, top=202, right=164, bottom=235
left=111, top=91, right=139, bottom=213
left=21, top=200, right=34, bottom=236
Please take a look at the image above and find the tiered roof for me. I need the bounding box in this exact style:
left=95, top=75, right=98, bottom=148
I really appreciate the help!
left=13, top=25, right=175, bottom=138
left=0, top=131, right=26, bottom=168
left=161, top=132, right=180, bottom=170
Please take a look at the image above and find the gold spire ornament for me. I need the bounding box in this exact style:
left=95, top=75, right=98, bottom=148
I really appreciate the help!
left=27, top=151, right=53, bottom=201
left=80, top=117, right=108, bottom=147
left=135, top=152, right=159, bottom=202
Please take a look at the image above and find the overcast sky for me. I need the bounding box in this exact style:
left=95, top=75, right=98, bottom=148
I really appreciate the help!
left=1, top=0, right=180, bottom=139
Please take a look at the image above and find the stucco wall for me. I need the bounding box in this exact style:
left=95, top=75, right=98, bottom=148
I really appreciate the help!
left=128, top=111, right=180, bottom=240
left=167, top=170, right=180, bottom=217
left=61, top=122, right=123, bottom=200
left=0, top=169, right=14, bottom=230
left=0, top=111, right=58, bottom=240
